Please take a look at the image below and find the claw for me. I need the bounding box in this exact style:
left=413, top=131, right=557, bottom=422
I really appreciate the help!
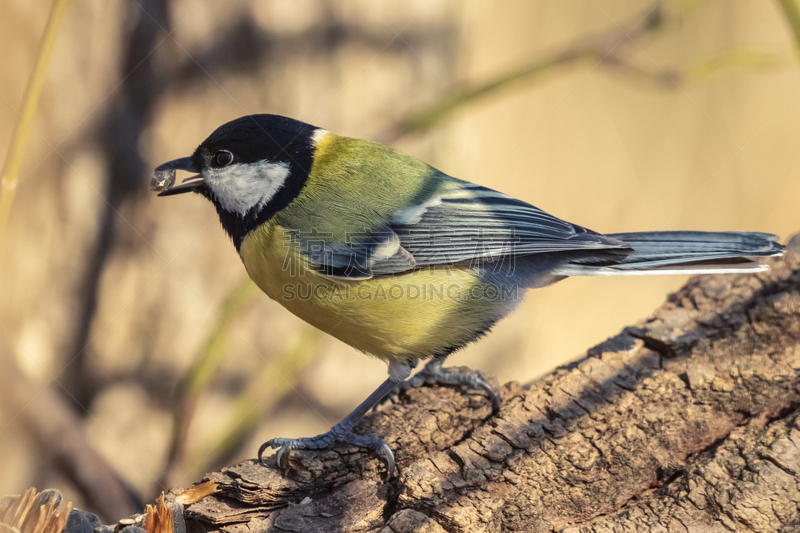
left=276, top=445, right=288, bottom=468
left=472, top=374, right=501, bottom=412
left=258, top=439, right=294, bottom=469
left=258, top=441, right=270, bottom=464
left=256, top=434, right=395, bottom=479
left=381, top=443, right=395, bottom=479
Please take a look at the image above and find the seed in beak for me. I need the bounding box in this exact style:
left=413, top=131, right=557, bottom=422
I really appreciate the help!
left=150, top=168, right=176, bottom=192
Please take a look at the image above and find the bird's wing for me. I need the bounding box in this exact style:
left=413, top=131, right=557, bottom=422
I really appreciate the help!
left=296, top=180, right=630, bottom=279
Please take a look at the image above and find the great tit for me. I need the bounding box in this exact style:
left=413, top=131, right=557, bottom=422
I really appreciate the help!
left=153, top=114, right=783, bottom=477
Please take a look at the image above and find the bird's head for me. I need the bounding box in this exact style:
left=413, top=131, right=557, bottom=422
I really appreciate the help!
left=155, top=114, right=322, bottom=247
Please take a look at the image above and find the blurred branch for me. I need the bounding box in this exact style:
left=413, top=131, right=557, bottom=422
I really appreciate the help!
left=159, top=277, right=259, bottom=487
left=192, top=329, right=322, bottom=476
left=170, top=17, right=454, bottom=88
left=684, top=48, right=793, bottom=82
left=65, top=0, right=172, bottom=410
left=380, top=48, right=598, bottom=142
left=182, top=279, right=260, bottom=399
left=378, top=3, right=795, bottom=144
left=378, top=2, right=665, bottom=143
left=0, top=356, right=141, bottom=522
left=610, top=48, right=794, bottom=88
left=159, top=276, right=323, bottom=485
left=0, top=0, right=139, bottom=521
left=778, top=0, right=800, bottom=55
left=0, top=0, right=69, bottom=241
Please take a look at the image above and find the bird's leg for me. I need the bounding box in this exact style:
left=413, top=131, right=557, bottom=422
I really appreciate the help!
left=259, top=360, right=415, bottom=479
left=378, top=356, right=501, bottom=412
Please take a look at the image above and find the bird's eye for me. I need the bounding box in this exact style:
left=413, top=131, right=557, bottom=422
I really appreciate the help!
left=212, top=150, right=233, bottom=168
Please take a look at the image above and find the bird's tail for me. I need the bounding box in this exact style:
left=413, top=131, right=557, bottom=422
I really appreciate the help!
left=553, top=231, right=784, bottom=276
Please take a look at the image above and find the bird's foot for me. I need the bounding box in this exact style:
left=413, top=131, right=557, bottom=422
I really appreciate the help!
left=258, top=424, right=395, bottom=479
left=378, top=359, right=501, bottom=412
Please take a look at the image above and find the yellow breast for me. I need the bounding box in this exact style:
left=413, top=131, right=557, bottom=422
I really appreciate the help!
left=239, top=222, right=515, bottom=363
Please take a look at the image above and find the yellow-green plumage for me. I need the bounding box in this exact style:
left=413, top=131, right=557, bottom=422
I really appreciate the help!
left=240, top=132, right=514, bottom=363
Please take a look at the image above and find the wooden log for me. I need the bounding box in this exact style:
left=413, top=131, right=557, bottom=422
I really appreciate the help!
left=183, top=244, right=800, bottom=532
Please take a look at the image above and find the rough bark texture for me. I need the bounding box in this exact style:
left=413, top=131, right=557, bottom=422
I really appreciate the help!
left=183, top=244, right=800, bottom=533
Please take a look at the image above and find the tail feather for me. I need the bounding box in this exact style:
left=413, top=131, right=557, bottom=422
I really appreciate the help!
left=554, top=231, right=783, bottom=276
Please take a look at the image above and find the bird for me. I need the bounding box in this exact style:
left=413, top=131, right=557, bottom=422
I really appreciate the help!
left=152, top=113, right=784, bottom=478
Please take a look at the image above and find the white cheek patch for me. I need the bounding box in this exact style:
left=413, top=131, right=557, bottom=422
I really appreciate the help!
left=205, top=161, right=291, bottom=216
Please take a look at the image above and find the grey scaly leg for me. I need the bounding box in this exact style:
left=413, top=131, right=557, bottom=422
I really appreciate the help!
left=258, top=360, right=416, bottom=479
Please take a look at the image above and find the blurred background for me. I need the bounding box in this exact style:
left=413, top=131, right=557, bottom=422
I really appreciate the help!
left=1, top=0, right=799, bottom=521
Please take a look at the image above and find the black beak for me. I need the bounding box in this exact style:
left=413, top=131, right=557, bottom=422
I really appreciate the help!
left=153, top=157, right=207, bottom=196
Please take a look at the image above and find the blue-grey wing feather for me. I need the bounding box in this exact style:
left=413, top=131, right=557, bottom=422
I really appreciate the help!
left=301, top=180, right=628, bottom=279
left=388, top=183, right=626, bottom=268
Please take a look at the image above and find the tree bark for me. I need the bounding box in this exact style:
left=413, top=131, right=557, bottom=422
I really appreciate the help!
left=183, top=243, right=800, bottom=533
